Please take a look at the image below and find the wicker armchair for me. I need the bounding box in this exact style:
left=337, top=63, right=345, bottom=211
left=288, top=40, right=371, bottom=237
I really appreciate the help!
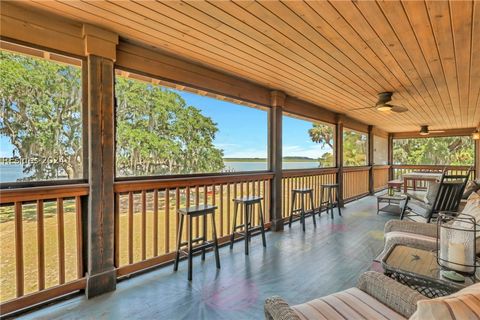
left=264, top=271, right=426, bottom=320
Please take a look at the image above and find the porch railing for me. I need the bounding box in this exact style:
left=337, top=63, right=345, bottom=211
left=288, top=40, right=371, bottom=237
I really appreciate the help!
left=0, top=184, right=88, bottom=314
left=281, top=168, right=337, bottom=218
left=343, top=166, right=370, bottom=201
left=113, top=173, right=273, bottom=277
left=372, top=165, right=390, bottom=192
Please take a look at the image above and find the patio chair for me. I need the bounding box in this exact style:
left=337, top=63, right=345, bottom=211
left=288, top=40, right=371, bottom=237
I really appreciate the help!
left=264, top=271, right=425, bottom=320
left=378, top=190, right=480, bottom=262
left=402, top=169, right=470, bottom=223
left=264, top=271, right=480, bottom=320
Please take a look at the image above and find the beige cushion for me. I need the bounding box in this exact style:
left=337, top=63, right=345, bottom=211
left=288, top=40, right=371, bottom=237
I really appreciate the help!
left=291, top=287, right=406, bottom=320
left=409, top=283, right=480, bottom=320
left=463, top=180, right=480, bottom=199
left=424, top=181, right=440, bottom=205
left=461, top=190, right=480, bottom=222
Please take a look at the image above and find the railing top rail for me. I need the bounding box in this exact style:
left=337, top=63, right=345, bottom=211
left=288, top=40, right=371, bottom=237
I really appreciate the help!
left=392, top=164, right=473, bottom=170
left=282, top=167, right=338, bottom=178
left=372, top=165, right=391, bottom=169
left=114, top=172, right=274, bottom=193
left=343, top=166, right=371, bottom=172
left=0, top=183, right=89, bottom=204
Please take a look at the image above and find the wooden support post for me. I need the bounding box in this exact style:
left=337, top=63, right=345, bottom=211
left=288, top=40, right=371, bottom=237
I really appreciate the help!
left=368, top=125, right=374, bottom=195
left=269, top=91, right=285, bottom=232
left=387, top=133, right=394, bottom=180
left=475, top=137, right=480, bottom=179
left=85, top=54, right=116, bottom=298
left=83, top=25, right=118, bottom=299
left=335, top=115, right=344, bottom=207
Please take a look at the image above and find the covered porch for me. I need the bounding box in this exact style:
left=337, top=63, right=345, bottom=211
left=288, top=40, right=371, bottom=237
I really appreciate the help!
left=1, top=1, right=479, bottom=319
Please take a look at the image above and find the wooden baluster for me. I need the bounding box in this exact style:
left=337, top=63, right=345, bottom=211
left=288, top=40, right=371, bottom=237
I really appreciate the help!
left=227, top=183, right=231, bottom=236
left=153, top=189, right=159, bottom=257
left=128, top=192, right=133, bottom=265
left=141, top=191, right=146, bottom=261
left=175, top=188, right=180, bottom=247
left=195, top=185, right=200, bottom=238
left=204, top=185, right=208, bottom=239
left=186, top=186, right=190, bottom=243
left=165, top=189, right=170, bottom=254
left=37, top=200, right=45, bottom=290
left=15, top=202, right=24, bottom=297
left=212, top=185, right=216, bottom=240
left=76, top=196, right=83, bottom=278
left=57, top=198, right=65, bottom=285
left=219, top=184, right=224, bottom=237
left=114, top=194, right=120, bottom=268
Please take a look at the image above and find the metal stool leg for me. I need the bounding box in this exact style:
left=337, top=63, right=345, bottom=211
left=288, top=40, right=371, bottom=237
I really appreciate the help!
left=309, top=190, right=316, bottom=226
left=336, top=187, right=342, bottom=216
left=319, top=187, right=324, bottom=217
left=289, top=192, right=296, bottom=228
left=201, top=214, right=207, bottom=260
left=300, top=193, right=306, bottom=232
left=211, top=213, right=221, bottom=269
left=259, top=202, right=266, bottom=247
left=173, top=214, right=184, bottom=271
left=329, top=189, right=334, bottom=219
left=188, top=215, right=193, bottom=281
left=230, top=201, right=239, bottom=249
left=248, top=204, right=253, bottom=242
left=244, top=203, right=249, bottom=255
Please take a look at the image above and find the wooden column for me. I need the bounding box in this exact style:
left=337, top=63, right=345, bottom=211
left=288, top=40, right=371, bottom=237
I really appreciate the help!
left=84, top=25, right=118, bottom=298
left=387, top=133, right=394, bottom=180
left=368, top=125, right=374, bottom=195
left=269, top=91, right=285, bottom=232
left=335, top=115, right=344, bottom=207
left=475, top=137, right=480, bottom=179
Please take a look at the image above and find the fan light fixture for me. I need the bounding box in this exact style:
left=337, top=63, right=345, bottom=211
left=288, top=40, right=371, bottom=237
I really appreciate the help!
left=473, top=130, right=480, bottom=140
left=376, top=104, right=392, bottom=112
left=419, top=125, right=429, bottom=136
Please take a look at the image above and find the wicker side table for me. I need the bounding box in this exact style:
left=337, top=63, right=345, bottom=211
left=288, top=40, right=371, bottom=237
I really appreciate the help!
left=381, top=244, right=476, bottom=298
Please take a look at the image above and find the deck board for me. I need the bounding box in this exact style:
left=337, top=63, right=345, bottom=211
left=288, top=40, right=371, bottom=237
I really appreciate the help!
left=20, top=196, right=393, bottom=320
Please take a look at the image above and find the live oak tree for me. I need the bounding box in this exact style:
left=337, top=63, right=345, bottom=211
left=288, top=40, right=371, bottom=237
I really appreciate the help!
left=115, top=76, right=224, bottom=176
left=308, top=124, right=368, bottom=167
left=0, top=50, right=224, bottom=181
left=1, top=51, right=83, bottom=180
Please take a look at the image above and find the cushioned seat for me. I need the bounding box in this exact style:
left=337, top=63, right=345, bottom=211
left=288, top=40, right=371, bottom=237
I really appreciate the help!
left=291, top=287, right=406, bottom=320
left=405, top=200, right=431, bottom=219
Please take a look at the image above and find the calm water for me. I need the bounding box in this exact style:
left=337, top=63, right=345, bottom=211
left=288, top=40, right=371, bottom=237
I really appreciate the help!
left=0, top=161, right=320, bottom=182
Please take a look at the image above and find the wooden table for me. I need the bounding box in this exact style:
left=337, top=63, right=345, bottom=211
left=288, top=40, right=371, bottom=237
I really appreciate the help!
left=376, top=193, right=408, bottom=216
left=402, top=172, right=442, bottom=193
left=381, top=245, right=475, bottom=297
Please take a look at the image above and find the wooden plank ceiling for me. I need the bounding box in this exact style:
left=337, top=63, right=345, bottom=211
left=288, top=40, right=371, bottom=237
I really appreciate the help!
left=15, top=0, right=480, bottom=132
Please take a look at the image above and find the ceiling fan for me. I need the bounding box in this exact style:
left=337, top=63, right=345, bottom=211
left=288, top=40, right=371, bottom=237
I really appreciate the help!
left=352, top=92, right=409, bottom=113
left=419, top=125, right=445, bottom=136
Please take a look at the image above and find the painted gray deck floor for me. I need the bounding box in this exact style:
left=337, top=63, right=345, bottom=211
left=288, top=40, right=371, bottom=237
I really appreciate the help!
left=21, top=196, right=393, bottom=320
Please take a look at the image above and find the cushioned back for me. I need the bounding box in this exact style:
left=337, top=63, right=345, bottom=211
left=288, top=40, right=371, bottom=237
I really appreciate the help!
left=409, top=283, right=480, bottom=320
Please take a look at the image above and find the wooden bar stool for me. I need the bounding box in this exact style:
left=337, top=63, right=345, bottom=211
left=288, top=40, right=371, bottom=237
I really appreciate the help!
left=173, top=204, right=220, bottom=281
left=288, top=188, right=316, bottom=232
left=319, top=184, right=342, bottom=219
left=230, top=196, right=266, bottom=255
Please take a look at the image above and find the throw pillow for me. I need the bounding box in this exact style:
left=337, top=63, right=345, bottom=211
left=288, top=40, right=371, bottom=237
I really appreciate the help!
left=424, top=181, right=440, bottom=205
left=462, top=180, right=480, bottom=199
left=409, top=282, right=480, bottom=320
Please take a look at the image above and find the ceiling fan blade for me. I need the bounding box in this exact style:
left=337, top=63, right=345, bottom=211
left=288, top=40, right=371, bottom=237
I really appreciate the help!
left=390, top=105, right=408, bottom=113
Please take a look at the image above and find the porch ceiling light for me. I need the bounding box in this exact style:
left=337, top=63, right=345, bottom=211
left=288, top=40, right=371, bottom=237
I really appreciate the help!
left=419, top=125, right=429, bottom=136
left=473, top=130, right=480, bottom=140
left=375, top=104, right=392, bottom=112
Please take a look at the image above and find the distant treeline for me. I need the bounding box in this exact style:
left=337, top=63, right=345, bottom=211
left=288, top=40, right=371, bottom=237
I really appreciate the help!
left=224, top=156, right=316, bottom=162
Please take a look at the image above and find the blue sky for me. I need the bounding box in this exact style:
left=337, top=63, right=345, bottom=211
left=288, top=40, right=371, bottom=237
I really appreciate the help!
left=177, top=90, right=332, bottom=159
left=0, top=89, right=332, bottom=159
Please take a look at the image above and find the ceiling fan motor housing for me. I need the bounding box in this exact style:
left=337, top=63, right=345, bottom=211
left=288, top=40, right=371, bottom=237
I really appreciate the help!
left=376, top=92, right=393, bottom=105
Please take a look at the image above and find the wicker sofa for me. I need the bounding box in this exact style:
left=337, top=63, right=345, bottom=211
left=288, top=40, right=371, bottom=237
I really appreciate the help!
left=264, top=271, right=425, bottom=320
